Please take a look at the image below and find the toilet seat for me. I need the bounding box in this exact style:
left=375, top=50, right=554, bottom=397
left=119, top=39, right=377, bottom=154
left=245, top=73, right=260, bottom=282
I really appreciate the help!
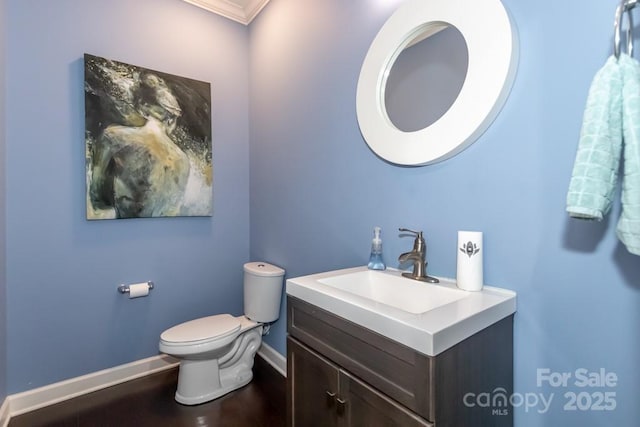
left=160, top=314, right=241, bottom=346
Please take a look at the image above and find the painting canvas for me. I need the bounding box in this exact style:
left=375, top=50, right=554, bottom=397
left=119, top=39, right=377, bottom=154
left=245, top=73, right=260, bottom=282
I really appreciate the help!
left=84, top=54, right=212, bottom=219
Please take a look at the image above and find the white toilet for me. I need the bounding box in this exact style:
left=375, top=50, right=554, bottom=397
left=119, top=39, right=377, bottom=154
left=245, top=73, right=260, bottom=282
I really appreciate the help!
left=159, top=262, right=285, bottom=405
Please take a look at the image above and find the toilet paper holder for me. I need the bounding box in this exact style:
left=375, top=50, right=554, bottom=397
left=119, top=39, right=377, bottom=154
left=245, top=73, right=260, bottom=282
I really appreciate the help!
left=118, top=281, right=154, bottom=294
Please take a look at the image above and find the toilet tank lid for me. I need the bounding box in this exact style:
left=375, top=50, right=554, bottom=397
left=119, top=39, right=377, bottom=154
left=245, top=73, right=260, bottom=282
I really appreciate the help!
left=244, top=262, right=285, bottom=277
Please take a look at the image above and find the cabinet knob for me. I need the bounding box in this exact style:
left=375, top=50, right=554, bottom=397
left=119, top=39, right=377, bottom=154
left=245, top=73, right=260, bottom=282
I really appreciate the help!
left=325, top=390, right=336, bottom=407
left=336, top=397, right=347, bottom=416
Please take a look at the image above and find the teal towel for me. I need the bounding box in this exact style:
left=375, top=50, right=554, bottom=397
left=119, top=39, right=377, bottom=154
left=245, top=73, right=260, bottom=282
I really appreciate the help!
left=617, top=55, right=640, bottom=255
left=567, top=55, right=623, bottom=220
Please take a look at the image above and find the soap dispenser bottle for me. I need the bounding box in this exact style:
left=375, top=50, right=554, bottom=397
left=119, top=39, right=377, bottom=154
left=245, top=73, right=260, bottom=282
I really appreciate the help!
left=368, top=226, right=386, bottom=270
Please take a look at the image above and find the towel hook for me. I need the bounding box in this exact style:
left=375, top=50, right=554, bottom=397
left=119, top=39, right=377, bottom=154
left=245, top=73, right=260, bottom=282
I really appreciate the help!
left=615, top=0, right=636, bottom=58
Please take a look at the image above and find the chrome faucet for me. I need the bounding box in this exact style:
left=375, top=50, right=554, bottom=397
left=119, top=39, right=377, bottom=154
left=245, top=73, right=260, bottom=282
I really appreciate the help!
left=398, top=228, right=439, bottom=283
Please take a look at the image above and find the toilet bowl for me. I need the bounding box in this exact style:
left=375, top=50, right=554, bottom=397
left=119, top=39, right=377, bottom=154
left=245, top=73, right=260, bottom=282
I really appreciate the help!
left=159, top=262, right=285, bottom=405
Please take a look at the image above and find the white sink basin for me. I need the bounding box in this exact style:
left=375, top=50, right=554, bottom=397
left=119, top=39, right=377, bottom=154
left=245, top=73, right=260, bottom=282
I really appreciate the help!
left=318, top=270, right=467, bottom=314
left=286, top=266, right=516, bottom=356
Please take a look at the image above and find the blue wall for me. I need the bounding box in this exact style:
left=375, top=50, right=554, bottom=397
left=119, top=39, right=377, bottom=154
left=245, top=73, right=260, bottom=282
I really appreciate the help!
left=0, top=0, right=7, bottom=404
left=250, top=0, right=640, bottom=425
left=3, top=0, right=640, bottom=425
left=6, top=0, right=250, bottom=392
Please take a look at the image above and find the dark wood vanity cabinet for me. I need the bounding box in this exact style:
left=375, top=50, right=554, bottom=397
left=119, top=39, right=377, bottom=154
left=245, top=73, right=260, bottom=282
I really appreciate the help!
left=287, top=296, right=514, bottom=427
left=288, top=338, right=431, bottom=427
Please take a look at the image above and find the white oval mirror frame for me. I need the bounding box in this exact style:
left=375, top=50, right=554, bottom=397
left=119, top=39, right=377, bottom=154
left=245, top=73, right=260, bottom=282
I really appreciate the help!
left=356, top=0, right=519, bottom=166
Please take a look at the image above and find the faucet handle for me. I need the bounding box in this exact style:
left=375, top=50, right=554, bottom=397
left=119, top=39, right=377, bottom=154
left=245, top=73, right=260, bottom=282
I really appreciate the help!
left=399, top=228, right=425, bottom=251
left=398, top=228, right=422, bottom=238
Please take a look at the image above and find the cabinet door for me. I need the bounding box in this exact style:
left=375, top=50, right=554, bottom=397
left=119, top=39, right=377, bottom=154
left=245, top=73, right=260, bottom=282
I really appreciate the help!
left=340, top=371, right=433, bottom=427
left=288, top=337, right=340, bottom=427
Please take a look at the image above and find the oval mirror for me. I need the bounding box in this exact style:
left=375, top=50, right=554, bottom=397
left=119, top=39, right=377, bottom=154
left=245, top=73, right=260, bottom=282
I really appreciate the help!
left=356, top=0, right=518, bottom=166
left=385, top=25, right=469, bottom=133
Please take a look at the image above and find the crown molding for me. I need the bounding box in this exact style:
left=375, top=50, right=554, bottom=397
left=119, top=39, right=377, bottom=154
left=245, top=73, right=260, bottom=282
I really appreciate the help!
left=183, top=0, right=270, bottom=25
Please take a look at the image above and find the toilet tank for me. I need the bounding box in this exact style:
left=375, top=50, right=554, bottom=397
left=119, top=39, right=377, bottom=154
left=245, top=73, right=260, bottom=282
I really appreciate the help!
left=243, top=262, right=285, bottom=323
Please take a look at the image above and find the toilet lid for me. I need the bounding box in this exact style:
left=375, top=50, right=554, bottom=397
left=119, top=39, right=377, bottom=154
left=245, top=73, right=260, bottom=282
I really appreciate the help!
left=161, top=314, right=241, bottom=344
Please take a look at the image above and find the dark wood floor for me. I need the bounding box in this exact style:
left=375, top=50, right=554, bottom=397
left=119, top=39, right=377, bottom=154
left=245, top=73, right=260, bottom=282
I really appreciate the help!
left=9, top=355, right=286, bottom=427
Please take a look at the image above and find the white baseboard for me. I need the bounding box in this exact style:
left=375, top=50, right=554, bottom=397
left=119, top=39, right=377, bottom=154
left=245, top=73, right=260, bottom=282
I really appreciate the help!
left=2, top=345, right=286, bottom=423
left=0, top=397, right=10, bottom=427
left=7, top=354, right=179, bottom=418
left=258, top=342, right=287, bottom=377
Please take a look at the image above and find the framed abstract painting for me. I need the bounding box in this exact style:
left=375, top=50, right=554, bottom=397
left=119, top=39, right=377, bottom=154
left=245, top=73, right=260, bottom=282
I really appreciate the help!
left=84, top=53, right=212, bottom=219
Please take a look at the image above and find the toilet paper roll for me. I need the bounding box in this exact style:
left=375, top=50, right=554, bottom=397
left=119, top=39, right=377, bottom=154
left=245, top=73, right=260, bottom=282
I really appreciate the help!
left=128, top=282, right=150, bottom=299
left=456, top=231, right=483, bottom=291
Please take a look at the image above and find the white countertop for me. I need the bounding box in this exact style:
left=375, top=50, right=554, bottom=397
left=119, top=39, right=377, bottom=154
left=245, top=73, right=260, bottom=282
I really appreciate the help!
left=286, top=266, right=516, bottom=356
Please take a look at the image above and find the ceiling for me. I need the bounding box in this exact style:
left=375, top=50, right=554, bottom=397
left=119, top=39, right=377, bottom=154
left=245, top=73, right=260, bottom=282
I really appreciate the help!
left=182, top=0, right=270, bottom=25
